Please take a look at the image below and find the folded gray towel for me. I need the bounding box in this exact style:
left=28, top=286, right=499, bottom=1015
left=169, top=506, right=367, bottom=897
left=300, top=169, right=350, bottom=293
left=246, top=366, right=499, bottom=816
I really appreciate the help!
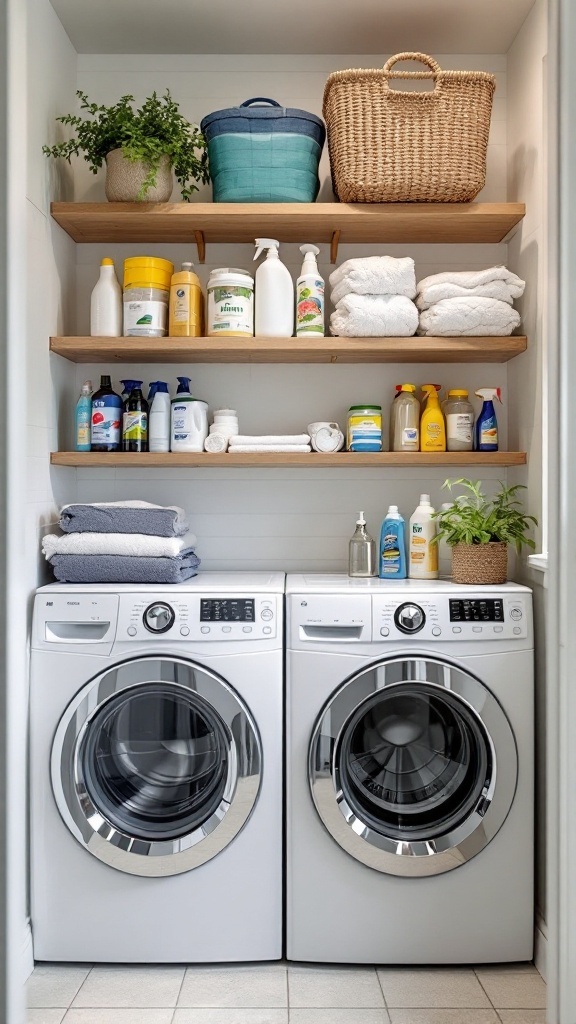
left=60, top=500, right=190, bottom=537
left=49, top=551, right=200, bottom=584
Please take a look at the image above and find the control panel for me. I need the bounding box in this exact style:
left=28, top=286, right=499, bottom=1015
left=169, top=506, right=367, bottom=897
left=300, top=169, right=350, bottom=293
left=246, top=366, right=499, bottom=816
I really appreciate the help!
left=118, top=594, right=278, bottom=641
left=373, top=593, right=530, bottom=641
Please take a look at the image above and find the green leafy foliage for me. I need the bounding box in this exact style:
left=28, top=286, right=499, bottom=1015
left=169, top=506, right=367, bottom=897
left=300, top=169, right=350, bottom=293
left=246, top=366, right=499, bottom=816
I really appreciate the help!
left=432, top=478, right=537, bottom=553
left=43, top=90, right=209, bottom=201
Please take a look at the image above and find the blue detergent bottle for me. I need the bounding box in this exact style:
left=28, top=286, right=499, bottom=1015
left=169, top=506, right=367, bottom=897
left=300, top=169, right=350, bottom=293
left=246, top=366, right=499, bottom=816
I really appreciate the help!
left=379, top=505, right=407, bottom=579
left=75, top=380, right=92, bottom=452
left=475, top=387, right=502, bottom=451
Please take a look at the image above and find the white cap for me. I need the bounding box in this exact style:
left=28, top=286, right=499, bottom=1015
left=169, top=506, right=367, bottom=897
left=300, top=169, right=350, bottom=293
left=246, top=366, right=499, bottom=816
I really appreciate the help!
left=387, top=505, right=399, bottom=513
left=356, top=510, right=366, bottom=524
left=419, top=494, right=431, bottom=504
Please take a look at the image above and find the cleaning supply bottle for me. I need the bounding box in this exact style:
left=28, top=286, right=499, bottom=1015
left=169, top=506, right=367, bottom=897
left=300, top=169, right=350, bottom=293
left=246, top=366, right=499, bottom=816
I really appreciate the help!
left=120, top=379, right=141, bottom=403
left=169, top=261, right=203, bottom=337
left=122, top=385, right=149, bottom=453
left=390, top=384, right=420, bottom=452
left=75, top=380, right=92, bottom=452
left=90, top=375, right=122, bottom=452
left=409, top=494, right=439, bottom=580
left=475, top=387, right=502, bottom=451
left=253, top=238, right=294, bottom=336
left=420, top=384, right=446, bottom=452
left=379, top=506, right=407, bottom=579
left=90, top=258, right=122, bottom=337
left=296, top=244, right=324, bottom=336
left=349, top=511, right=377, bottom=577
left=170, top=377, right=209, bottom=453
left=443, top=389, right=474, bottom=452
left=149, top=382, right=171, bottom=453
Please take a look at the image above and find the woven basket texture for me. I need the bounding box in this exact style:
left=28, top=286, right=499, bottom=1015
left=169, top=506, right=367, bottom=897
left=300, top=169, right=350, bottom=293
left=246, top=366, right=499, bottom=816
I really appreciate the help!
left=451, top=542, right=508, bottom=585
left=323, top=52, right=495, bottom=203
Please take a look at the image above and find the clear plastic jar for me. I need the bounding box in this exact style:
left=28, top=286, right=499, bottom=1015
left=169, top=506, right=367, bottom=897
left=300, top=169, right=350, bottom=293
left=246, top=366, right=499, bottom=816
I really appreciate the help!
left=124, top=286, right=170, bottom=337
left=347, top=405, right=382, bottom=452
left=444, top=389, right=474, bottom=451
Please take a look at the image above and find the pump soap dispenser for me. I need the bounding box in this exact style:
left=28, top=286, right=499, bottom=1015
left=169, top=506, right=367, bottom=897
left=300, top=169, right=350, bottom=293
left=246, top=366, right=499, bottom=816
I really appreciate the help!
left=254, top=238, right=294, bottom=336
left=349, top=511, right=377, bottom=578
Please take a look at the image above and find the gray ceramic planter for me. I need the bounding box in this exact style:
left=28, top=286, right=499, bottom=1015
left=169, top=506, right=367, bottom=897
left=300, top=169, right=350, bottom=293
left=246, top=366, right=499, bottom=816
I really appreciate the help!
left=105, top=148, right=173, bottom=202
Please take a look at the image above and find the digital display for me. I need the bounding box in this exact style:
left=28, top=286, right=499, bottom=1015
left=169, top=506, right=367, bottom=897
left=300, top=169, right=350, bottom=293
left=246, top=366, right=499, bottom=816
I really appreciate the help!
left=450, top=599, right=504, bottom=623
left=200, top=599, right=255, bottom=622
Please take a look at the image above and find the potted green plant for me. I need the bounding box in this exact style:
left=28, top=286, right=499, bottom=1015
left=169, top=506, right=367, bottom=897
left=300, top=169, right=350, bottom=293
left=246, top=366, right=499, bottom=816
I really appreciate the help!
left=433, top=478, right=537, bottom=585
left=43, top=90, right=209, bottom=202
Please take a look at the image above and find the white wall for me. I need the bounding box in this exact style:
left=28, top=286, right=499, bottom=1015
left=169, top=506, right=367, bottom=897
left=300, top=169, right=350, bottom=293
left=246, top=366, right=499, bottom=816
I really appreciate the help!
left=66, top=53, right=511, bottom=571
left=506, top=0, right=549, bottom=952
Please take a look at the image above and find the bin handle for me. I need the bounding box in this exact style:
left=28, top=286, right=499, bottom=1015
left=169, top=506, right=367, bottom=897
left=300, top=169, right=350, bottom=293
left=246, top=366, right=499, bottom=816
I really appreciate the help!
left=382, top=52, right=442, bottom=95
left=240, top=97, right=283, bottom=107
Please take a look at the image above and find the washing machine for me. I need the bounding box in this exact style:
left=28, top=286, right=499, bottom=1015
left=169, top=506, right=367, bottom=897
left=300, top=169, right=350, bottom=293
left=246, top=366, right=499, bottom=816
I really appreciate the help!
left=286, top=574, right=534, bottom=964
left=30, top=572, right=284, bottom=962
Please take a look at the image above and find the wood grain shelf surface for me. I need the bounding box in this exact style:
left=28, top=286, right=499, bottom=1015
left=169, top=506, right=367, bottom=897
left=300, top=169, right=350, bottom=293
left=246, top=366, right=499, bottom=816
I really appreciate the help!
left=51, top=451, right=527, bottom=468
left=50, top=335, right=528, bottom=365
left=50, top=201, right=526, bottom=246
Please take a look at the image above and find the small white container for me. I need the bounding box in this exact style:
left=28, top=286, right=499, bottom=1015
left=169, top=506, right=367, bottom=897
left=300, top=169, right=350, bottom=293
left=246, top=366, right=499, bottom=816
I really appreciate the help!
left=124, top=286, right=169, bottom=337
left=149, top=387, right=171, bottom=453
left=90, top=258, right=122, bottom=337
left=207, top=269, right=254, bottom=337
left=409, top=494, right=439, bottom=580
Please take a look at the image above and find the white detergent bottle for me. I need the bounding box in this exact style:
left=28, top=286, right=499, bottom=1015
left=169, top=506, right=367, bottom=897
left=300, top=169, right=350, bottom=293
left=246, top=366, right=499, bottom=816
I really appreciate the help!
left=254, top=238, right=294, bottom=336
left=296, top=244, right=324, bottom=336
left=170, top=376, right=208, bottom=453
left=149, top=382, right=171, bottom=453
left=409, top=493, right=439, bottom=580
left=90, top=257, right=122, bottom=337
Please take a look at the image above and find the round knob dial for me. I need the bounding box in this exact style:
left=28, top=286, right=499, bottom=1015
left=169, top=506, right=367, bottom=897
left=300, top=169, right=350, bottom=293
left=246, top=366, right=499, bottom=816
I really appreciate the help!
left=143, top=602, right=175, bottom=634
left=394, top=602, right=426, bottom=634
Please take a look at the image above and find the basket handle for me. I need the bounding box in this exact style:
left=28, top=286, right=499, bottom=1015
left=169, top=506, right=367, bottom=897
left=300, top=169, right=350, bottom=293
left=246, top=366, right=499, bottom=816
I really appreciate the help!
left=240, top=97, right=283, bottom=107
left=382, top=52, right=442, bottom=82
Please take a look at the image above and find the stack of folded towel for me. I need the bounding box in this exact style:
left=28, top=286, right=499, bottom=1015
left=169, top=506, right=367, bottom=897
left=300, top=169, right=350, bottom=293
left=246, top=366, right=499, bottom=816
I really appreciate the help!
left=329, top=256, right=419, bottom=337
left=228, top=434, right=311, bottom=453
left=43, top=500, right=200, bottom=584
left=416, top=267, right=526, bottom=336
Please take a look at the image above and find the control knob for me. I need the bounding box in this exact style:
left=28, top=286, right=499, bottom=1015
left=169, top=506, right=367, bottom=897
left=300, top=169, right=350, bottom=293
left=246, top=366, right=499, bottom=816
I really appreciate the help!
left=261, top=607, right=274, bottom=621
left=394, top=602, right=426, bottom=635
left=143, top=602, right=175, bottom=634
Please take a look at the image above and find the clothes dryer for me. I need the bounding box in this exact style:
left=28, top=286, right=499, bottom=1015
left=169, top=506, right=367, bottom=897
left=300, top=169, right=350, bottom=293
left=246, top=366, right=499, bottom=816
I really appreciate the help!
left=286, top=574, right=534, bottom=964
left=31, top=573, right=284, bottom=962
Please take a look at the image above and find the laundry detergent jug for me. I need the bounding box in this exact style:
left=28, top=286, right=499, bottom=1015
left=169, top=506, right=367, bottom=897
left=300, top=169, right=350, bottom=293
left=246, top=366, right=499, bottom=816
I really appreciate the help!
left=170, top=377, right=209, bottom=453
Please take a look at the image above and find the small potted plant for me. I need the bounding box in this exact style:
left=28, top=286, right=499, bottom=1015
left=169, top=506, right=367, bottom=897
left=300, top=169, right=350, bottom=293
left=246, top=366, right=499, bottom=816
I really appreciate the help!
left=43, top=90, right=209, bottom=202
left=433, top=478, right=537, bottom=585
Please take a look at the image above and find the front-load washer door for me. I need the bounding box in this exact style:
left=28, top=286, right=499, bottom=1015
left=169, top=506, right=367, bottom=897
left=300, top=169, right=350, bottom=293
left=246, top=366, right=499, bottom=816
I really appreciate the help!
left=52, top=656, right=261, bottom=876
left=309, top=656, right=517, bottom=877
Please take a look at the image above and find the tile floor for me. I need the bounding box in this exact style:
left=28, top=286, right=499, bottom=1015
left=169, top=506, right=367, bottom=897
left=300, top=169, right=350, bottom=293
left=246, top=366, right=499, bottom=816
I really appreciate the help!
left=27, top=961, right=547, bottom=1024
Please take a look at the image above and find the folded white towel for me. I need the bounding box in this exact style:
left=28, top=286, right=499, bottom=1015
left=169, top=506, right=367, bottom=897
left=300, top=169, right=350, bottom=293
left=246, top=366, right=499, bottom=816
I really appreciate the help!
left=42, top=530, right=198, bottom=559
left=229, top=434, right=311, bottom=446
left=228, top=445, right=312, bottom=453
left=416, top=267, right=525, bottom=310
left=330, top=294, right=419, bottom=338
left=418, top=297, right=521, bottom=337
left=330, top=256, right=416, bottom=305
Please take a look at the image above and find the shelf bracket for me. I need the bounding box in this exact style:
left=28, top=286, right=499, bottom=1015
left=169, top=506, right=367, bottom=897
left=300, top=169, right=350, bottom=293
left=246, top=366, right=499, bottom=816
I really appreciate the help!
left=330, top=229, right=341, bottom=265
left=194, top=230, right=206, bottom=264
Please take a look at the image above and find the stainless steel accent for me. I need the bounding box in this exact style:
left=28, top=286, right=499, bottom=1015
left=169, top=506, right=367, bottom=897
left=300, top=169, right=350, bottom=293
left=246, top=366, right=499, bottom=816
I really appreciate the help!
left=51, top=656, right=261, bottom=877
left=394, top=603, right=426, bottom=634
left=143, top=602, right=175, bottom=634
left=309, top=656, right=517, bottom=877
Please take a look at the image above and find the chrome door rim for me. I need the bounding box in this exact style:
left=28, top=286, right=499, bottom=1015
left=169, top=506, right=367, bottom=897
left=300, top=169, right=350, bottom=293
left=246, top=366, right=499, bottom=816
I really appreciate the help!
left=309, top=656, right=518, bottom=877
left=51, top=656, right=261, bottom=876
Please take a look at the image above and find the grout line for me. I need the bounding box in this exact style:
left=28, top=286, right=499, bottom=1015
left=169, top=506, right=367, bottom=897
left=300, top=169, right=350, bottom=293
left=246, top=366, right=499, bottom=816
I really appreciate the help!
left=474, top=969, right=499, bottom=1010
left=375, top=968, right=389, bottom=1011
left=65, top=965, right=95, bottom=1011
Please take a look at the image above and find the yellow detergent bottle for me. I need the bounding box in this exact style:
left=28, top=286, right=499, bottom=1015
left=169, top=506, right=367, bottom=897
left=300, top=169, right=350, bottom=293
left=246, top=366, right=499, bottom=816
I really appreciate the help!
left=420, top=384, right=446, bottom=452
left=169, top=262, right=203, bottom=337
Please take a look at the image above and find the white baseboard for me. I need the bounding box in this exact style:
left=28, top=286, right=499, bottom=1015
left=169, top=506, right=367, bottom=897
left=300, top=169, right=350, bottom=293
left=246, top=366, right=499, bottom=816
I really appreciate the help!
left=534, top=915, right=548, bottom=981
left=22, top=917, right=33, bottom=981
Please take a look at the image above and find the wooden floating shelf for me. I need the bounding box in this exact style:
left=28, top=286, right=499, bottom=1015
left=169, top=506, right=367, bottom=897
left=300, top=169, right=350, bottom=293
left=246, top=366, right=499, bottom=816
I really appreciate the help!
left=51, top=452, right=527, bottom=468
left=50, top=202, right=526, bottom=258
left=50, top=335, right=528, bottom=365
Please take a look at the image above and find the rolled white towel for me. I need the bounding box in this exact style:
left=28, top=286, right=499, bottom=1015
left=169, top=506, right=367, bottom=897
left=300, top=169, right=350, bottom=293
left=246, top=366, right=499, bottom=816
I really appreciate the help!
left=416, top=267, right=525, bottom=310
left=204, top=433, right=229, bottom=453
left=228, top=445, right=312, bottom=453
left=42, top=530, right=198, bottom=559
left=418, top=297, right=521, bottom=337
left=330, top=294, right=419, bottom=338
left=229, top=434, right=311, bottom=446
left=330, top=256, right=416, bottom=305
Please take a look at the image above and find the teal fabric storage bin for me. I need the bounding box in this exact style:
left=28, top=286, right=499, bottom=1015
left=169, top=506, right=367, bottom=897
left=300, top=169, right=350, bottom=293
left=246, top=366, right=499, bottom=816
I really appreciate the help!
left=201, top=98, right=325, bottom=204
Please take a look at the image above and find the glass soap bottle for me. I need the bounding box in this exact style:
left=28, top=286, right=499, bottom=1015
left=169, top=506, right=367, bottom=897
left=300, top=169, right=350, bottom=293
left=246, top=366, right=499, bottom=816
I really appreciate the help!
left=349, top=511, right=377, bottom=578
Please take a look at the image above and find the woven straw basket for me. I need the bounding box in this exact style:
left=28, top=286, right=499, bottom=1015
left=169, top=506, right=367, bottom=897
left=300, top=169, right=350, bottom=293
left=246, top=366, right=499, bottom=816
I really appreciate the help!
left=323, top=52, right=496, bottom=203
left=451, top=542, right=508, bottom=586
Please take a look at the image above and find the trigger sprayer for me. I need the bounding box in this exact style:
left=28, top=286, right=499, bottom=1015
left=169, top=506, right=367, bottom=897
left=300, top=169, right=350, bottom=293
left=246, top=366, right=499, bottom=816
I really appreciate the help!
left=296, top=243, right=325, bottom=337
left=253, top=237, right=294, bottom=336
left=254, top=238, right=280, bottom=261
left=475, top=387, right=502, bottom=451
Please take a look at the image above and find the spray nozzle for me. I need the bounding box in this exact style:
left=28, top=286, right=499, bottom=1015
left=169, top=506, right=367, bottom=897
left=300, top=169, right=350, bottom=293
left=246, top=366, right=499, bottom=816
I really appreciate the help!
left=177, top=376, right=192, bottom=394
left=254, top=238, right=280, bottom=260
left=356, top=510, right=366, bottom=525
left=475, top=387, right=502, bottom=403
left=300, top=243, right=320, bottom=258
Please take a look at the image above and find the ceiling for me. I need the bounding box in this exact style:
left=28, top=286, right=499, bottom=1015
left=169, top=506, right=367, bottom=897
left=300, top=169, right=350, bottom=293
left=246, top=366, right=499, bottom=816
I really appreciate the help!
left=50, top=0, right=537, bottom=55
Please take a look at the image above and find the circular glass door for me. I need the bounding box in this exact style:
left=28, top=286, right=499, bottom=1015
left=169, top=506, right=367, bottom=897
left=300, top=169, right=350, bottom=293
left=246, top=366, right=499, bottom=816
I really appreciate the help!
left=309, top=657, right=517, bottom=877
left=52, top=657, right=261, bottom=876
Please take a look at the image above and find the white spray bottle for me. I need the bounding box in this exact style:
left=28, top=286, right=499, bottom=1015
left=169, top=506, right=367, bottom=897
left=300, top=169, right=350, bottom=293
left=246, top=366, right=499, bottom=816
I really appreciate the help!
left=296, top=244, right=325, bottom=336
left=253, top=238, right=294, bottom=336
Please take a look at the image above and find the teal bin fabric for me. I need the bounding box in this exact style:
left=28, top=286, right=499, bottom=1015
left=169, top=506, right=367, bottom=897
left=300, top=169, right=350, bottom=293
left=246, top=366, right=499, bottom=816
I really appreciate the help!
left=201, top=98, right=325, bottom=204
